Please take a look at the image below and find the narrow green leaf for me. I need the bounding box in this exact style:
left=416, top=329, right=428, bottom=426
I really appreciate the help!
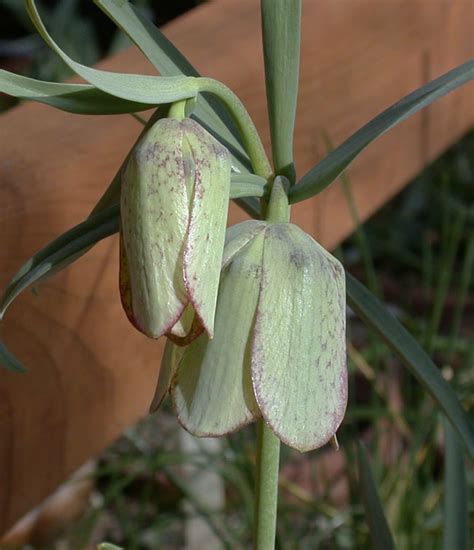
left=261, top=0, right=301, bottom=182
left=0, top=205, right=119, bottom=321
left=356, top=441, right=395, bottom=550
left=0, top=70, right=155, bottom=114
left=290, top=59, right=474, bottom=204
left=230, top=173, right=268, bottom=199
left=0, top=341, right=26, bottom=373
left=347, top=272, right=474, bottom=458
left=443, top=417, right=469, bottom=550
left=93, top=0, right=252, bottom=174
left=0, top=174, right=265, bottom=325
left=97, top=544, right=124, bottom=550
left=25, top=0, right=199, bottom=104
left=91, top=0, right=260, bottom=222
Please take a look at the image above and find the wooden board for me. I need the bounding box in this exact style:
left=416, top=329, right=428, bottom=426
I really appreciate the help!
left=0, top=0, right=473, bottom=533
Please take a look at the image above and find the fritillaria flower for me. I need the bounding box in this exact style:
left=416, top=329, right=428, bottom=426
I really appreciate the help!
left=152, top=220, right=347, bottom=452
left=120, top=118, right=231, bottom=344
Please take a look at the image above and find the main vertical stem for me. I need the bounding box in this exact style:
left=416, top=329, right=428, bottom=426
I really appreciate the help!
left=254, top=420, right=281, bottom=549
left=254, top=176, right=288, bottom=549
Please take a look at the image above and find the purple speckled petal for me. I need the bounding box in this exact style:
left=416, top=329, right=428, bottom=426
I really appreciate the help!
left=120, top=118, right=191, bottom=338
left=172, top=227, right=265, bottom=436
left=251, top=223, right=347, bottom=452
left=182, top=120, right=231, bottom=338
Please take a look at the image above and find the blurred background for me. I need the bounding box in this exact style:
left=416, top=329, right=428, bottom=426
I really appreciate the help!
left=0, top=0, right=472, bottom=548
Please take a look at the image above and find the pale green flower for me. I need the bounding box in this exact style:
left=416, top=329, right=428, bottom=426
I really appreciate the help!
left=152, top=220, right=347, bottom=452
left=120, top=118, right=231, bottom=343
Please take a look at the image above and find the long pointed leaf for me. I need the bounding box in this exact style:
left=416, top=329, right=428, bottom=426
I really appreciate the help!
left=443, top=417, right=469, bottom=550
left=0, top=205, right=118, bottom=373
left=229, top=173, right=267, bottom=199
left=0, top=175, right=264, bottom=325
left=93, top=0, right=251, bottom=174
left=0, top=204, right=119, bottom=321
left=25, top=0, right=199, bottom=104
left=0, top=341, right=26, bottom=372
left=356, top=441, right=395, bottom=550
left=261, top=0, right=301, bottom=181
left=289, top=59, right=474, bottom=204
left=92, top=0, right=260, bottom=222
left=0, top=70, right=155, bottom=114
left=347, top=272, right=474, bottom=458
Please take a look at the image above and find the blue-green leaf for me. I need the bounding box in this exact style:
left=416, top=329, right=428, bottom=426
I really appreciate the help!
left=93, top=0, right=252, bottom=174
left=230, top=173, right=268, bottom=199
left=443, top=417, right=469, bottom=550
left=289, top=59, right=474, bottom=204
left=0, top=70, right=155, bottom=114
left=0, top=172, right=265, bottom=325
left=261, top=0, right=301, bottom=182
left=0, top=341, right=26, bottom=373
left=356, top=441, right=395, bottom=550
left=91, top=0, right=261, bottom=222
left=0, top=205, right=119, bottom=321
left=25, top=0, right=199, bottom=104
left=347, top=272, right=474, bottom=458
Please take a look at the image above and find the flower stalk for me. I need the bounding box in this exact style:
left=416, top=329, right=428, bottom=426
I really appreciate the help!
left=254, top=420, right=281, bottom=550
left=254, top=175, right=289, bottom=549
left=198, top=77, right=272, bottom=180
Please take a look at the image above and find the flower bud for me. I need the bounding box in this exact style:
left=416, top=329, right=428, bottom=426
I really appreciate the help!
left=170, top=221, right=347, bottom=452
left=120, top=118, right=231, bottom=343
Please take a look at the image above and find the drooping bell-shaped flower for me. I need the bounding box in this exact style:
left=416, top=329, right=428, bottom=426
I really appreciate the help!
left=152, top=218, right=348, bottom=452
left=120, top=117, right=231, bottom=343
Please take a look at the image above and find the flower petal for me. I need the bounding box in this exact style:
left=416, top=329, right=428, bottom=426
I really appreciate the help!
left=166, top=305, right=205, bottom=346
left=182, top=120, right=231, bottom=338
left=167, top=302, right=194, bottom=338
left=222, top=220, right=267, bottom=268
left=118, top=231, right=138, bottom=331
left=149, top=340, right=184, bottom=413
left=120, top=119, right=191, bottom=338
left=251, top=224, right=347, bottom=452
left=172, top=230, right=265, bottom=436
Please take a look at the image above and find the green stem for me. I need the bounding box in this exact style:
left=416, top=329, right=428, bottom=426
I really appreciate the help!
left=266, top=175, right=290, bottom=223
left=253, top=176, right=289, bottom=550
left=254, top=420, right=281, bottom=549
left=168, top=99, right=187, bottom=120
left=197, top=77, right=272, bottom=179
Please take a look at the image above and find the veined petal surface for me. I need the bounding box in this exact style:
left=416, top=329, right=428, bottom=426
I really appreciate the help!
left=120, top=119, right=191, bottom=338
left=150, top=341, right=185, bottom=413
left=182, top=120, right=231, bottom=337
left=252, top=224, right=347, bottom=452
left=222, top=220, right=268, bottom=268
left=172, top=231, right=265, bottom=436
